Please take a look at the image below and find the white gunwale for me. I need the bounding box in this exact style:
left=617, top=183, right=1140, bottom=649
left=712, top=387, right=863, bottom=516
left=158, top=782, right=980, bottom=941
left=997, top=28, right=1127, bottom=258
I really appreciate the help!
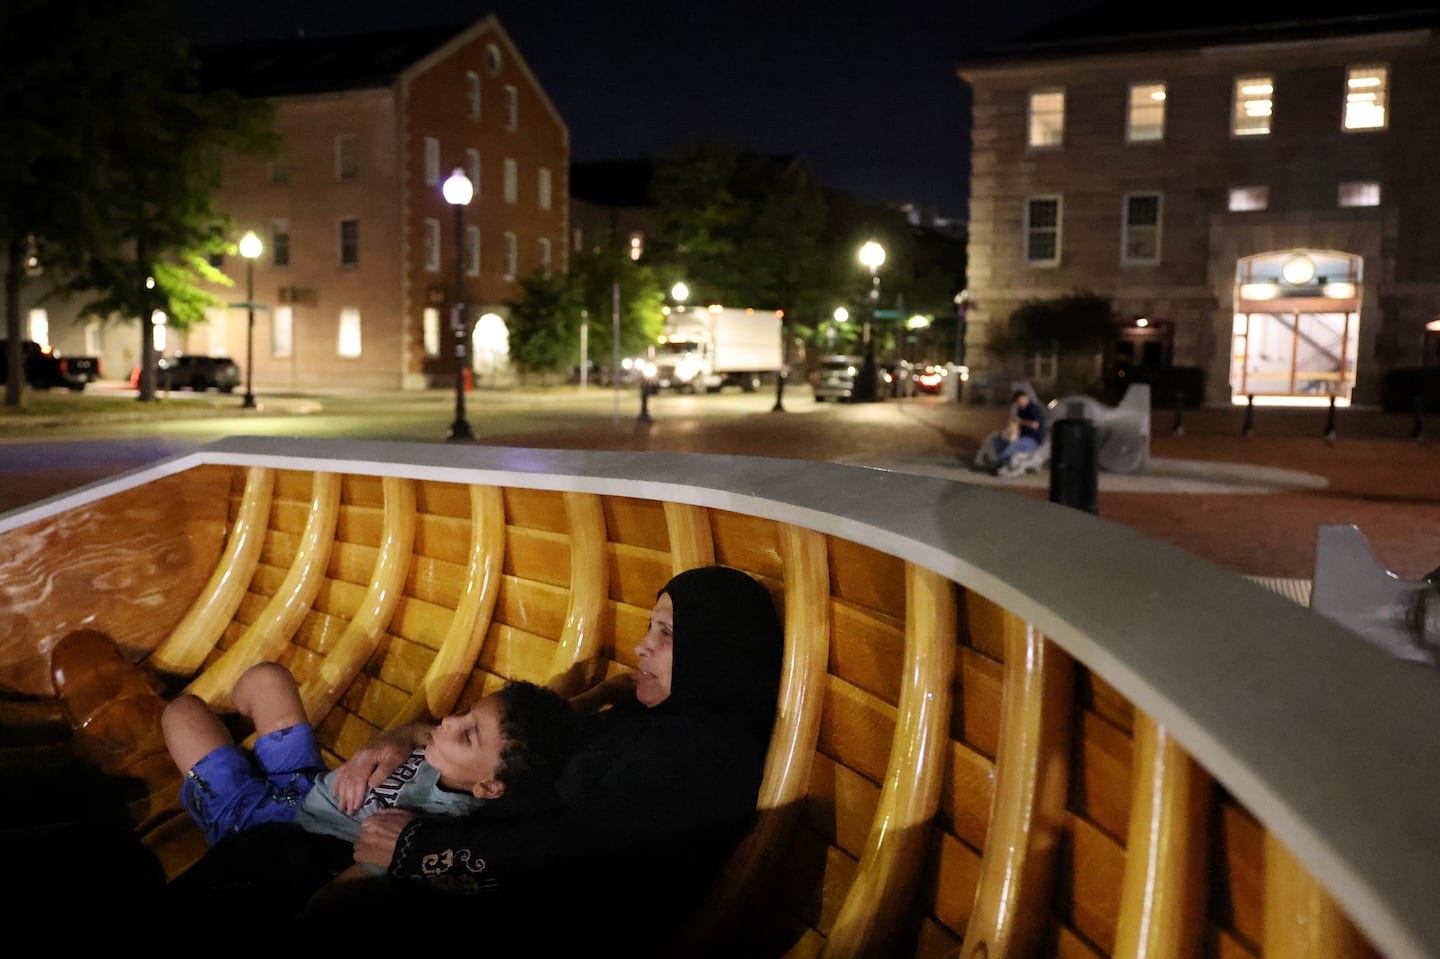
left=3, top=434, right=1438, bottom=959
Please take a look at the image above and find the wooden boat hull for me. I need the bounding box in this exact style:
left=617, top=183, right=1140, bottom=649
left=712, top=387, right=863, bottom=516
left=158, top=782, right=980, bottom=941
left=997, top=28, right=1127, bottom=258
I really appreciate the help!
left=1, top=436, right=1435, bottom=957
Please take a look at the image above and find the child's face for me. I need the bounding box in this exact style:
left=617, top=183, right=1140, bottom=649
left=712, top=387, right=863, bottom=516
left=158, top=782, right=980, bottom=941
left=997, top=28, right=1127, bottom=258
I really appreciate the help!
left=426, top=694, right=510, bottom=800
left=635, top=592, right=675, bottom=707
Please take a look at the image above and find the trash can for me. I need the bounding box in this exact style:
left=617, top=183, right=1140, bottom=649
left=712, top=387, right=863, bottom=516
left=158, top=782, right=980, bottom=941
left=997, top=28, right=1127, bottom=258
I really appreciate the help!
left=1049, top=417, right=1098, bottom=514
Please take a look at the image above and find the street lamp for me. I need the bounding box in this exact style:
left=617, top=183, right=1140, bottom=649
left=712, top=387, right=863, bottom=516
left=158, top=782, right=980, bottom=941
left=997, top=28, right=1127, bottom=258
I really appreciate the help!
left=238, top=230, right=262, bottom=409
left=856, top=239, right=886, bottom=402
left=671, top=281, right=689, bottom=304
left=443, top=167, right=474, bottom=441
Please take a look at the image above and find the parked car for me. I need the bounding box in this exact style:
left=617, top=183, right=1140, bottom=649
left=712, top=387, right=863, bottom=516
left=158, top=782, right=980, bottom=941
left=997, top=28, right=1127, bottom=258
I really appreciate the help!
left=0, top=340, right=95, bottom=391
left=813, top=354, right=862, bottom=402
left=913, top=364, right=948, bottom=394
left=151, top=354, right=242, bottom=393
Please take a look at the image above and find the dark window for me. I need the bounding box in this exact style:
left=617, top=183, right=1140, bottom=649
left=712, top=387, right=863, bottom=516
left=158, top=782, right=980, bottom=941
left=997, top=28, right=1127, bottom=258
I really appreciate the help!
left=340, top=219, right=359, bottom=266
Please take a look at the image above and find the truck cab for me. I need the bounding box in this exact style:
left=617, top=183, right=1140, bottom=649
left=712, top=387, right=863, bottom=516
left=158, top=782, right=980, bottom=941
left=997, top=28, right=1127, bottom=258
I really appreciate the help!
left=654, top=305, right=782, bottom=393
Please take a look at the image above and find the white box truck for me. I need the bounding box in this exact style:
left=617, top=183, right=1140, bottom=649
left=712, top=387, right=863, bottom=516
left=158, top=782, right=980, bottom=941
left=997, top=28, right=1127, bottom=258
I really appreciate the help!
left=654, top=305, right=783, bottom=393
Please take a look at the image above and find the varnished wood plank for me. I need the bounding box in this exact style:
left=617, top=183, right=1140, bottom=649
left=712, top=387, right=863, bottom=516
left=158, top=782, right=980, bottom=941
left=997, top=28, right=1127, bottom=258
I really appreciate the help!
left=960, top=619, right=1075, bottom=959
left=607, top=496, right=671, bottom=552
left=955, top=646, right=1003, bottom=760
left=609, top=541, right=674, bottom=608
left=1264, top=834, right=1380, bottom=959
left=1060, top=812, right=1127, bottom=956
left=827, top=563, right=956, bottom=956
left=830, top=599, right=906, bottom=705
left=929, top=828, right=983, bottom=939
left=1073, top=707, right=1133, bottom=845
left=828, top=536, right=906, bottom=617
left=504, top=486, right=568, bottom=533
left=939, top=739, right=995, bottom=853
left=818, top=677, right=896, bottom=789
left=663, top=501, right=714, bottom=573
left=712, top=511, right=785, bottom=583
left=547, top=491, right=609, bottom=696
left=504, top=526, right=571, bottom=588
left=1216, top=796, right=1265, bottom=950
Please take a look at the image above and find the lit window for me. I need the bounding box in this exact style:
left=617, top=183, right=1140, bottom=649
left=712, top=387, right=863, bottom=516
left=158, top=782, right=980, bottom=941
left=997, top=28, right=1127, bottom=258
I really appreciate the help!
left=485, top=43, right=502, bottom=75
left=423, top=307, right=441, bottom=357
left=503, top=158, right=517, bottom=204
left=628, top=231, right=644, bottom=261
left=28, top=308, right=48, bottom=347
left=1344, top=66, right=1387, bottom=131
left=338, top=308, right=362, bottom=358
left=1338, top=181, right=1381, bottom=207
left=539, top=237, right=551, bottom=275
left=1127, top=82, right=1166, bottom=142
left=424, top=218, right=440, bottom=272
left=505, top=85, right=518, bottom=130
left=1121, top=193, right=1162, bottom=264
left=272, top=306, right=293, bottom=358
left=503, top=232, right=518, bottom=280
left=271, top=219, right=290, bottom=267
left=335, top=135, right=358, bottom=180
left=1028, top=89, right=1064, bottom=147
left=1228, top=186, right=1269, bottom=212
left=424, top=138, right=440, bottom=187
left=466, top=149, right=480, bottom=196
left=466, top=225, right=480, bottom=276
left=538, top=167, right=552, bottom=211
left=339, top=219, right=359, bottom=266
left=1233, top=76, right=1273, bottom=136
left=1024, top=196, right=1061, bottom=266
left=466, top=71, right=480, bottom=119
left=84, top=322, right=101, bottom=356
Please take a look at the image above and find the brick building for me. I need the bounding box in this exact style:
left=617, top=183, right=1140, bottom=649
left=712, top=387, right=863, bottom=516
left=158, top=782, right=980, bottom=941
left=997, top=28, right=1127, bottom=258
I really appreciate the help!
left=959, top=3, right=1440, bottom=408
left=28, top=16, right=568, bottom=392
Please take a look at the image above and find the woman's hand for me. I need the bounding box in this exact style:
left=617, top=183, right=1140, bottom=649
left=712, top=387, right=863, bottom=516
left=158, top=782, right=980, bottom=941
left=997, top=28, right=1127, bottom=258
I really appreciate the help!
left=570, top=671, right=637, bottom=714
left=331, top=725, right=425, bottom=814
left=353, top=808, right=416, bottom=868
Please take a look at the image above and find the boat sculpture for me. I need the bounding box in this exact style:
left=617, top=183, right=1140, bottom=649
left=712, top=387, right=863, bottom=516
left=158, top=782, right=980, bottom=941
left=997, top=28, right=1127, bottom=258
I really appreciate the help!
left=1, top=436, right=1436, bottom=957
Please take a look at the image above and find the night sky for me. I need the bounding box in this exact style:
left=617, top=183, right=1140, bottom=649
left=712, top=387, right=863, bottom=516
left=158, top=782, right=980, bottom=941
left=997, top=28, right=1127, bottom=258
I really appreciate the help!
left=179, top=0, right=1100, bottom=217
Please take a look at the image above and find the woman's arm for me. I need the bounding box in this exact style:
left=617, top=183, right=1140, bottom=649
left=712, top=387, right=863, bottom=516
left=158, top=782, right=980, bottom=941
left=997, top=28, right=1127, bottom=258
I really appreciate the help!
left=569, top=671, right=635, bottom=715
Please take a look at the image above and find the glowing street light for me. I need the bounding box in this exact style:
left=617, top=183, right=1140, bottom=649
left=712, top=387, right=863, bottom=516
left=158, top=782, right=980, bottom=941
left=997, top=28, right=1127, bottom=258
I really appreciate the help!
left=238, top=230, right=263, bottom=409
left=855, top=239, right=886, bottom=402
left=443, top=168, right=475, bottom=441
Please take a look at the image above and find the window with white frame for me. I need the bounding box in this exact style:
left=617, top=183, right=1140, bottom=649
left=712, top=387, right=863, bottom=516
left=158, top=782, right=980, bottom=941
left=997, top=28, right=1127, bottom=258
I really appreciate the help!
left=335, top=135, right=358, bottom=180
left=505, top=85, right=518, bottom=130
left=466, top=71, right=480, bottom=119
left=538, top=167, right=552, bottom=210
left=539, top=237, right=551, bottom=274
left=340, top=219, right=359, bottom=266
left=1344, top=66, right=1388, bottom=131
left=272, top=305, right=293, bottom=358
left=271, top=219, right=290, bottom=267
left=1024, top=196, right=1061, bottom=265
left=485, top=43, right=502, bottom=75
left=1228, top=186, right=1269, bottom=211
left=424, top=218, right=440, bottom=272
left=1027, top=89, right=1064, bottom=147
left=1127, top=82, right=1166, bottom=142
left=1121, top=193, right=1162, bottom=264
left=84, top=321, right=102, bottom=356
left=1027, top=350, right=1058, bottom=384
left=1338, top=181, right=1381, bottom=207
left=466, top=148, right=480, bottom=196
left=503, top=158, right=517, bottom=204
left=466, top=225, right=480, bottom=276
left=1233, top=76, right=1273, bottom=136
left=28, top=308, right=48, bottom=347
left=424, top=137, right=440, bottom=186
left=503, top=232, right=518, bottom=280
left=423, top=307, right=441, bottom=357
left=338, top=308, right=362, bottom=357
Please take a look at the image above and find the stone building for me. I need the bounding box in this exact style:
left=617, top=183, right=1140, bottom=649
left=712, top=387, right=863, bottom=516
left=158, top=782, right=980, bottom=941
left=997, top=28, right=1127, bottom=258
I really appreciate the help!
left=959, top=3, right=1440, bottom=408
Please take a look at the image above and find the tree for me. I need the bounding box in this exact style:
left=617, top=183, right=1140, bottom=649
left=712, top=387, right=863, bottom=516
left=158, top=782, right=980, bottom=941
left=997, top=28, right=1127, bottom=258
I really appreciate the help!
left=505, top=269, right=580, bottom=374
left=0, top=0, right=274, bottom=406
left=987, top=291, right=1115, bottom=396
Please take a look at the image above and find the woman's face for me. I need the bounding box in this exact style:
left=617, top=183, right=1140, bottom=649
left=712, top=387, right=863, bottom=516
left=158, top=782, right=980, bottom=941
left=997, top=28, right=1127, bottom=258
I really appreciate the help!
left=635, top=592, right=675, bottom=707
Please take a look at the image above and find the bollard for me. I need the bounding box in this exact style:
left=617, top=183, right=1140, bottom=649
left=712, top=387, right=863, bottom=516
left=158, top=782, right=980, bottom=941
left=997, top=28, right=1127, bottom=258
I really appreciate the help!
left=1242, top=394, right=1254, bottom=437
left=1049, top=417, right=1099, bottom=514
left=1324, top=395, right=1337, bottom=444
left=1414, top=394, right=1425, bottom=444
left=638, top=377, right=654, bottom=424
left=1173, top=390, right=1186, bottom=436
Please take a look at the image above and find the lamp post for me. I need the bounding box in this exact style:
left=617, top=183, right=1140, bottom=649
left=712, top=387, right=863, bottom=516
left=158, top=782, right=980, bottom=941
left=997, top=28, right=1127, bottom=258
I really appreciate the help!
left=443, top=167, right=474, bottom=441
left=238, top=231, right=262, bottom=409
left=772, top=309, right=787, bottom=413
left=856, top=239, right=885, bottom=402
left=830, top=306, right=846, bottom=351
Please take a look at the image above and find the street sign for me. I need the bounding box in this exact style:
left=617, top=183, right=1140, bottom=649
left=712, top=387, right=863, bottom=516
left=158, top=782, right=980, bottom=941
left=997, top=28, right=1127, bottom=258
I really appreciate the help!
left=874, top=309, right=904, bottom=319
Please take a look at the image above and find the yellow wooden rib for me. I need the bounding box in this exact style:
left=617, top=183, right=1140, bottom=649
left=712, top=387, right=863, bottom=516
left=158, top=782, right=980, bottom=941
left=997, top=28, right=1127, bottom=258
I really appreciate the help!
left=298, top=476, right=417, bottom=720
left=547, top=491, right=610, bottom=696
left=689, top=524, right=830, bottom=941
left=1114, top=714, right=1211, bottom=959
left=664, top=501, right=715, bottom=574
left=388, top=484, right=504, bottom=725
left=1265, top=834, right=1379, bottom=959
left=824, top=563, right=956, bottom=957
left=959, top=615, right=1075, bottom=959
left=149, top=467, right=274, bottom=677
left=187, top=471, right=341, bottom=707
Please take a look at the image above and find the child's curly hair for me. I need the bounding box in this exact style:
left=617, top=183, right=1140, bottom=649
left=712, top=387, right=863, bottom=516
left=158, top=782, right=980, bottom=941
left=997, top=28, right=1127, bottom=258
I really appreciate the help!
left=492, top=680, right=578, bottom=804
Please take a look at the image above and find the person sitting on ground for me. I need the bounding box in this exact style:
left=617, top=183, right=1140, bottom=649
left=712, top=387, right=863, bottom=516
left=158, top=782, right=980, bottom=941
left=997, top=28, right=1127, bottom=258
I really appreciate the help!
left=161, top=662, right=576, bottom=884
left=991, top=386, right=1047, bottom=476
left=303, top=565, right=785, bottom=949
